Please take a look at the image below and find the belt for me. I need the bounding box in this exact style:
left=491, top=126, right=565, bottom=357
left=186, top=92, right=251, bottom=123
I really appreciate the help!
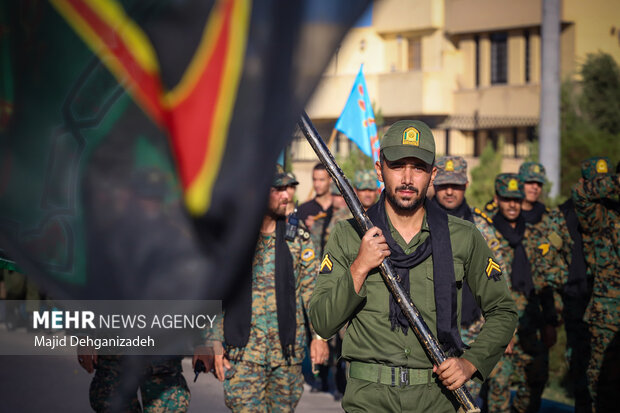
left=349, top=361, right=432, bottom=387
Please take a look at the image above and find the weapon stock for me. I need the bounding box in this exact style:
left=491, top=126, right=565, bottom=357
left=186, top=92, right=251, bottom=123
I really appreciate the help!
left=298, top=112, right=480, bottom=413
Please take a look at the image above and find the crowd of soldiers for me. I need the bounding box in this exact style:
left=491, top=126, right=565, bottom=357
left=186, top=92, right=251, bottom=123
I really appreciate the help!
left=1, top=119, right=618, bottom=413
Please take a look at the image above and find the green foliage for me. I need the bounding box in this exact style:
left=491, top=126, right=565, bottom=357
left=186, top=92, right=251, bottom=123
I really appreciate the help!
left=579, top=52, right=620, bottom=135
left=560, top=53, right=620, bottom=197
left=468, top=139, right=504, bottom=209
left=337, top=144, right=375, bottom=182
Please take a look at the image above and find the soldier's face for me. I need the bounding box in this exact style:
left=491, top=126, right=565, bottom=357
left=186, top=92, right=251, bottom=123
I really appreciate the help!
left=268, top=186, right=290, bottom=216
left=312, top=170, right=331, bottom=197
left=434, top=183, right=467, bottom=210
left=286, top=184, right=297, bottom=204
left=523, top=181, right=542, bottom=203
left=356, top=188, right=378, bottom=209
left=376, top=156, right=436, bottom=213
left=495, top=195, right=522, bottom=222
left=332, top=194, right=347, bottom=211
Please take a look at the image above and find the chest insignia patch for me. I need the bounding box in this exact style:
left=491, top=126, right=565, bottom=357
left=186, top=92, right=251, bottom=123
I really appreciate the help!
left=320, top=254, right=333, bottom=273
left=485, top=257, right=502, bottom=281
left=302, top=248, right=315, bottom=262
left=538, top=243, right=550, bottom=256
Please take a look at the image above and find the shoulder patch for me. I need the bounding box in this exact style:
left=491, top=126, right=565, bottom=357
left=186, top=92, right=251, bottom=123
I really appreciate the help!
left=548, top=231, right=563, bottom=249
left=302, top=248, right=315, bottom=262
left=485, top=257, right=502, bottom=281
left=487, top=238, right=500, bottom=251
left=320, top=254, right=333, bottom=273
left=538, top=243, right=550, bottom=256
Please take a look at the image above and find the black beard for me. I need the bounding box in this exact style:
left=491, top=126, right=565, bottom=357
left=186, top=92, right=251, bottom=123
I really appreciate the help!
left=385, top=183, right=428, bottom=213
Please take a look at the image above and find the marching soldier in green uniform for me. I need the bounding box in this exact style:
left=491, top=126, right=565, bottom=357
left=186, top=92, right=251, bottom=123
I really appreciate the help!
left=432, top=156, right=510, bottom=399
left=310, top=120, right=517, bottom=412
left=210, top=165, right=328, bottom=412
left=484, top=174, right=559, bottom=413
left=571, top=157, right=619, bottom=412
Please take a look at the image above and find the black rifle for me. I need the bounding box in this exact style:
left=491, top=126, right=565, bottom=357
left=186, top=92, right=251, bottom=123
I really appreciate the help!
left=298, top=111, right=480, bottom=413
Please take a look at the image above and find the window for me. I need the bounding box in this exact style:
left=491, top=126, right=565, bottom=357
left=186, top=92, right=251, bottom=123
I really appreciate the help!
left=408, top=37, right=422, bottom=71
left=491, top=32, right=507, bottom=84
left=474, top=35, right=480, bottom=87
left=524, top=30, right=530, bottom=83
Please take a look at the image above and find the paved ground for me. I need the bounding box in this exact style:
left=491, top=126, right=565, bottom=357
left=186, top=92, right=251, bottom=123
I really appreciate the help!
left=0, top=326, right=343, bottom=412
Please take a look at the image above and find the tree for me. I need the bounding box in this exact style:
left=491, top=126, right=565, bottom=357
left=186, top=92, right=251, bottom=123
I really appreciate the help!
left=468, top=138, right=504, bottom=209
left=560, top=52, right=620, bottom=197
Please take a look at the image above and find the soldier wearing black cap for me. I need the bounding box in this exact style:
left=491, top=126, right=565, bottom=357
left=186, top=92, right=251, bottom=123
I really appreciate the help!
left=310, top=120, right=517, bottom=412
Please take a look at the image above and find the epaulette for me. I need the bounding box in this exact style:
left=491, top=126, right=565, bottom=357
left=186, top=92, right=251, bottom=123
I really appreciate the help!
left=473, top=207, right=493, bottom=224
left=545, top=207, right=551, bottom=213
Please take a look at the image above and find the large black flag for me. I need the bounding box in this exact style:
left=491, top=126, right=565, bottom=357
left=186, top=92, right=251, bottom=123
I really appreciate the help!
left=0, top=0, right=370, bottom=300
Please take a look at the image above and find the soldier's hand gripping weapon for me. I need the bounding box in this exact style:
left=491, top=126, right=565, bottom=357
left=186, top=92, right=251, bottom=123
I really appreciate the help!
left=298, top=111, right=480, bottom=413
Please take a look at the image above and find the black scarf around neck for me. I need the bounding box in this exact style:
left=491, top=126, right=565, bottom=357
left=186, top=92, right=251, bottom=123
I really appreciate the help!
left=559, top=199, right=589, bottom=298
left=432, top=197, right=481, bottom=327
left=492, top=213, right=534, bottom=295
left=521, top=201, right=546, bottom=225
left=431, top=196, right=474, bottom=223
left=224, top=218, right=297, bottom=362
left=366, top=192, right=465, bottom=355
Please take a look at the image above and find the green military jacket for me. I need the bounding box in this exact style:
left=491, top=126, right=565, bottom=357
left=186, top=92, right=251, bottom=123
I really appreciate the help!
left=309, top=211, right=517, bottom=380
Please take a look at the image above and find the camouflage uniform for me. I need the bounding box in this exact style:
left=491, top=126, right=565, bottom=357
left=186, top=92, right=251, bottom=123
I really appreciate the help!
left=571, top=157, right=619, bottom=412
left=89, top=356, right=189, bottom=413
left=469, top=208, right=508, bottom=400
left=434, top=156, right=508, bottom=399
left=537, top=202, right=594, bottom=412
left=324, top=169, right=378, bottom=238
left=484, top=174, right=557, bottom=413
left=212, top=168, right=319, bottom=412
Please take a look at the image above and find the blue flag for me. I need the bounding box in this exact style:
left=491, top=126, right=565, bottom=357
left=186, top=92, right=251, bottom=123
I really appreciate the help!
left=335, top=65, right=379, bottom=161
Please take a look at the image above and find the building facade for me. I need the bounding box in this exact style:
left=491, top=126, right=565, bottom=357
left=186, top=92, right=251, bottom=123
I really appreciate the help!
left=291, top=0, right=620, bottom=198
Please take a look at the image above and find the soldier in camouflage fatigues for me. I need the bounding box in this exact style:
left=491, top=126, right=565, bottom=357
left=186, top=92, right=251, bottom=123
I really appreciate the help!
left=433, top=156, right=510, bottom=399
left=89, top=356, right=189, bottom=413
left=538, top=202, right=592, bottom=412
left=483, top=174, right=559, bottom=413
left=324, top=169, right=378, bottom=240
left=571, top=157, right=620, bottom=412
left=211, top=165, right=328, bottom=412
